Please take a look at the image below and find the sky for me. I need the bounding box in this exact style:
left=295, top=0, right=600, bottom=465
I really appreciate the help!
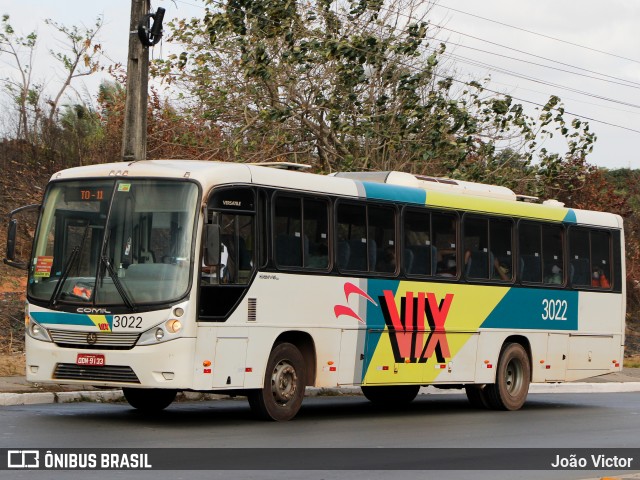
left=1, top=0, right=639, bottom=169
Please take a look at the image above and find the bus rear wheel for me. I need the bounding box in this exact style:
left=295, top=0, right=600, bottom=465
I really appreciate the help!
left=122, top=388, right=177, bottom=412
left=484, top=343, right=531, bottom=411
left=361, top=385, right=420, bottom=406
left=248, top=342, right=306, bottom=421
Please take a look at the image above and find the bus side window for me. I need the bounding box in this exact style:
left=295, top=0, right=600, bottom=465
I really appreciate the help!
left=590, top=230, right=611, bottom=289
left=433, top=213, right=457, bottom=277
left=569, top=228, right=590, bottom=287
left=519, top=222, right=542, bottom=283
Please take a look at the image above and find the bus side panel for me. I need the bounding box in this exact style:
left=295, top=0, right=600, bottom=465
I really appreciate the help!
left=338, top=328, right=365, bottom=386
left=564, top=291, right=624, bottom=380
left=544, top=333, right=569, bottom=381
left=474, top=331, right=549, bottom=384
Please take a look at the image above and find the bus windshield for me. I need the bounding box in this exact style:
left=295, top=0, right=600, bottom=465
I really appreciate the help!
left=28, top=179, right=200, bottom=307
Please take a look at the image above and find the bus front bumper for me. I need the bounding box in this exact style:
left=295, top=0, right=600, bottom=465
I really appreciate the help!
left=25, top=336, right=197, bottom=390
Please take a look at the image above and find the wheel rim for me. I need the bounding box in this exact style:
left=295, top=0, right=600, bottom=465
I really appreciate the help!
left=271, top=359, right=298, bottom=406
left=504, top=357, right=523, bottom=395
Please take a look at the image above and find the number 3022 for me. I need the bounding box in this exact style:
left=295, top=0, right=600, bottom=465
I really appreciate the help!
left=541, top=299, right=568, bottom=321
left=113, top=315, right=143, bottom=329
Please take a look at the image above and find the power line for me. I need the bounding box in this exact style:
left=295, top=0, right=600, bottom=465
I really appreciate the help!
left=485, top=79, right=640, bottom=117
left=434, top=25, right=640, bottom=89
left=440, top=51, right=640, bottom=109
left=431, top=38, right=640, bottom=90
left=434, top=1, right=640, bottom=65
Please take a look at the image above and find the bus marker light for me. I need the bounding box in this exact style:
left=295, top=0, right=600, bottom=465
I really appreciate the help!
left=435, top=364, right=446, bottom=369
left=204, top=368, right=211, bottom=374
left=545, top=365, right=551, bottom=369
left=173, top=307, right=184, bottom=317
left=380, top=366, right=389, bottom=371
left=540, top=360, right=545, bottom=364
left=329, top=367, right=336, bottom=372
left=327, top=361, right=334, bottom=365
left=245, top=368, right=253, bottom=372
left=203, top=360, right=211, bottom=367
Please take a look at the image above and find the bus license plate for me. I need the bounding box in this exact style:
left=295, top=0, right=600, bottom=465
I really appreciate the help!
left=76, top=354, right=105, bottom=367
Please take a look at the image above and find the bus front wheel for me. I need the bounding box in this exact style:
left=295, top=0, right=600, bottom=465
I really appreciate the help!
left=248, top=343, right=306, bottom=421
left=484, top=343, right=531, bottom=411
left=122, top=388, right=177, bottom=412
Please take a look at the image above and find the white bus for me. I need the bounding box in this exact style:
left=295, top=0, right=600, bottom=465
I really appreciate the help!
left=5, top=161, right=625, bottom=420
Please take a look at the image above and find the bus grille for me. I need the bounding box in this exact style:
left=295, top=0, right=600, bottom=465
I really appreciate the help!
left=53, top=363, right=140, bottom=384
left=49, top=329, right=140, bottom=350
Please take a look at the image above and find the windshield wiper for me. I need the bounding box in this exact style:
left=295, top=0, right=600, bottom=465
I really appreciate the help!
left=48, top=221, right=93, bottom=307
left=100, top=255, right=137, bottom=312
left=48, top=246, right=80, bottom=307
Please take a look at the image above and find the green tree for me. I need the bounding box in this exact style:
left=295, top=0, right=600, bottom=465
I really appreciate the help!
left=154, top=0, right=595, bottom=178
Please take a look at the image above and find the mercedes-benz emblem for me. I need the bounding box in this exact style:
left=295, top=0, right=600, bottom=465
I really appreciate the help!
left=86, top=333, right=98, bottom=345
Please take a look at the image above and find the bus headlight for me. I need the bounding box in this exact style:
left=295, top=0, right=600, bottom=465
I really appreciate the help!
left=26, top=316, right=52, bottom=343
left=166, top=319, right=182, bottom=333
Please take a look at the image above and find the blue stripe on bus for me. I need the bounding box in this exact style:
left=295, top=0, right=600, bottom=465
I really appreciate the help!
left=361, top=181, right=427, bottom=205
left=31, top=311, right=96, bottom=327
left=563, top=209, right=577, bottom=224
left=481, top=288, right=579, bottom=330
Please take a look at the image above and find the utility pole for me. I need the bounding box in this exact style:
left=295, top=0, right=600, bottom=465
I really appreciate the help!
left=121, top=0, right=150, bottom=162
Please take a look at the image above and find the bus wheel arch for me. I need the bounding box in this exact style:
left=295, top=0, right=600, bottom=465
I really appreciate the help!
left=272, top=331, right=317, bottom=386
left=484, top=337, right=532, bottom=411
left=248, top=341, right=307, bottom=421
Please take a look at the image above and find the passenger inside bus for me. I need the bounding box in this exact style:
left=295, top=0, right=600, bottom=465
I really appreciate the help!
left=465, top=249, right=509, bottom=281
left=544, top=264, right=563, bottom=284
left=592, top=267, right=610, bottom=288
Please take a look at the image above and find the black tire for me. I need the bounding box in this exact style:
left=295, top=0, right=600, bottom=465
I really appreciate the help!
left=122, top=388, right=177, bottom=412
left=484, top=343, right=531, bottom=411
left=465, top=385, right=489, bottom=409
left=361, top=385, right=420, bottom=406
left=248, top=343, right=306, bottom=421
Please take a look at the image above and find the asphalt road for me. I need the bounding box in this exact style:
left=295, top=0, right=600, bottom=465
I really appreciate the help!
left=1, top=392, right=640, bottom=480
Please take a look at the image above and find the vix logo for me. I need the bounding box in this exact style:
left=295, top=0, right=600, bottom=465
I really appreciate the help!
left=380, top=290, right=453, bottom=364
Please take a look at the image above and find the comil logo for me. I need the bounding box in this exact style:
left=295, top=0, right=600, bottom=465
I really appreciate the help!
left=8, top=450, right=39, bottom=468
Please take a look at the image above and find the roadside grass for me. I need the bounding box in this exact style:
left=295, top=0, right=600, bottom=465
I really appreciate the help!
left=624, top=355, right=640, bottom=368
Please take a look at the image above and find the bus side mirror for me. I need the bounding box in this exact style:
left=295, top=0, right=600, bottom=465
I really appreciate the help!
left=6, top=219, right=18, bottom=262
left=4, top=204, right=40, bottom=270
left=204, top=224, right=220, bottom=266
